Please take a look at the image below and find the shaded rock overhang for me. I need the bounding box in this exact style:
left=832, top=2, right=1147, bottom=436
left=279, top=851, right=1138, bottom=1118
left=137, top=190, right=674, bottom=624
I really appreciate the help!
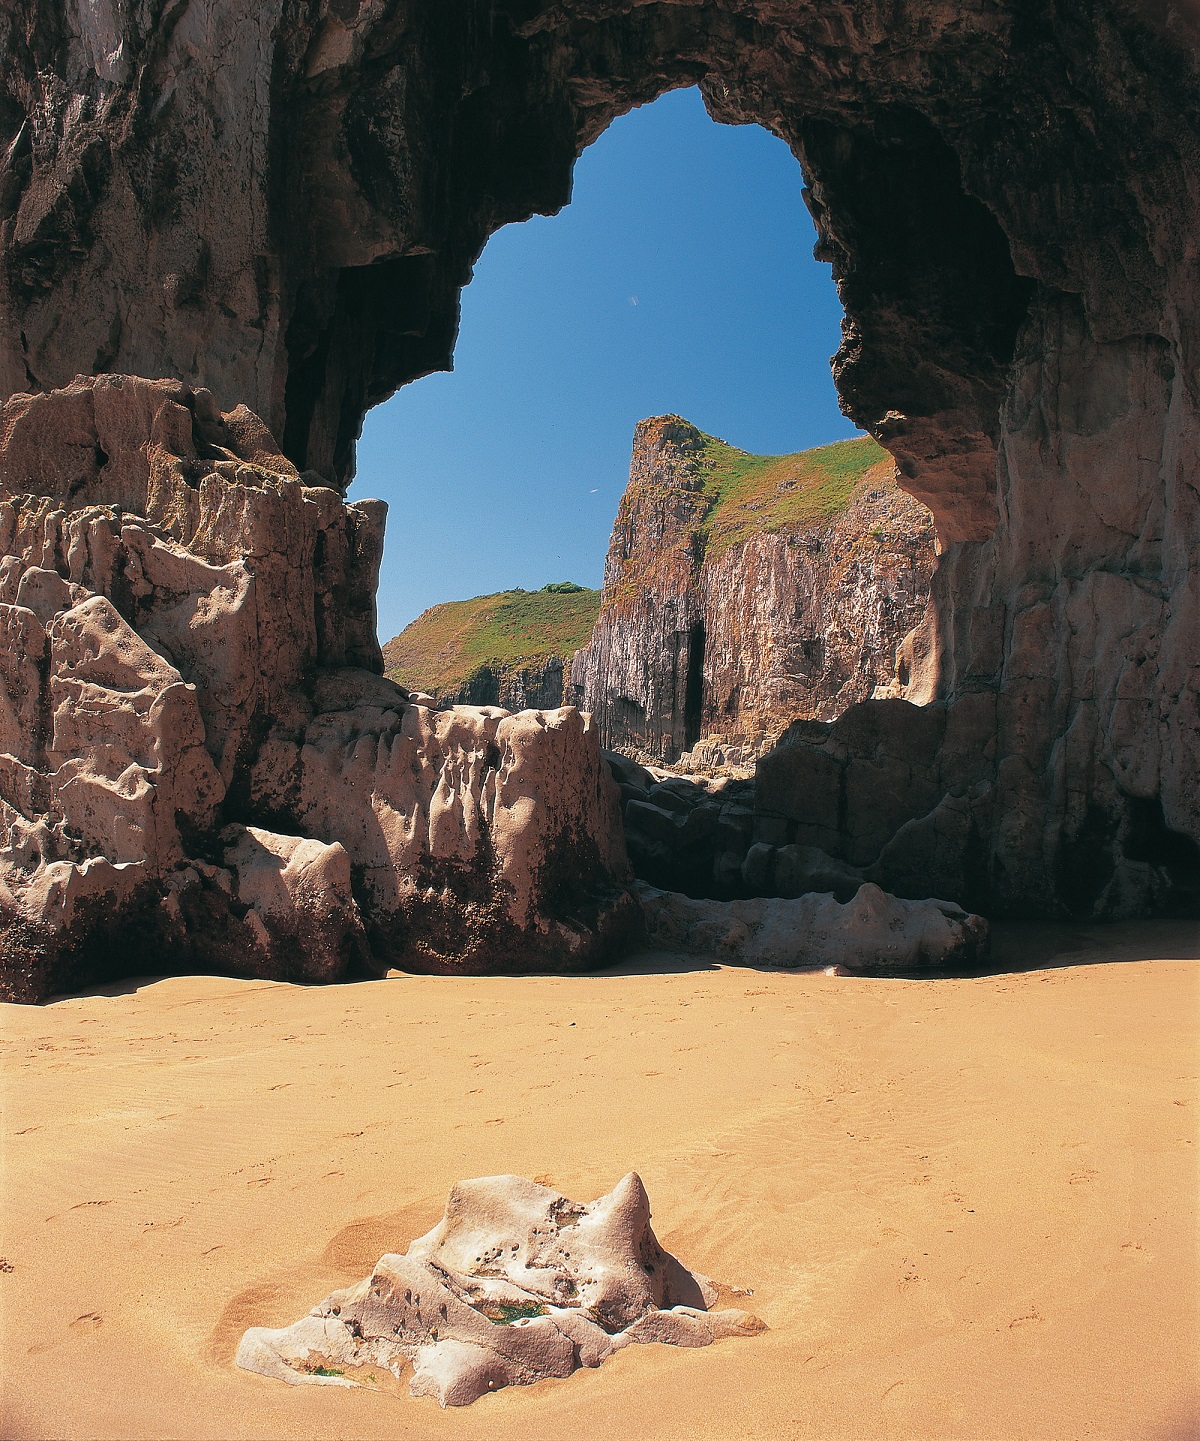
left=1, top=2, right=1196, bottom=536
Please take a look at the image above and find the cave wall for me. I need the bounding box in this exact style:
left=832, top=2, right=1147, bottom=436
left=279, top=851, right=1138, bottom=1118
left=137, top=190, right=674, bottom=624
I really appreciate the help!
left=3, top=0, right=1199, bottom=918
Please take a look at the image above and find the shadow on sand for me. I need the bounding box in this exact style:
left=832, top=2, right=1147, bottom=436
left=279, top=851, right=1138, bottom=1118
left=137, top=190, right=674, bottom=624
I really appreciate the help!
left=31, top=918, right=1199, bottom=1004
left=590, top=916, right=1200, bottom=982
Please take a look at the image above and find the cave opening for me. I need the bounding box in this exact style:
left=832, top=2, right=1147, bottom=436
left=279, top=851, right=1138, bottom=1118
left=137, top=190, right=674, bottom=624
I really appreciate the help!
left=354, top=85, right=860, bottom=649
left=3, top=0, right=1195, bottom=1002
left=684, top=620, right=706, bottom=752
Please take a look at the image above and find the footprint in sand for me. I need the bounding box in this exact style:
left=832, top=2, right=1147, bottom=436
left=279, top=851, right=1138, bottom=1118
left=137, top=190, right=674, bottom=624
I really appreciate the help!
left=70, top=1312, right=102, bottom=1330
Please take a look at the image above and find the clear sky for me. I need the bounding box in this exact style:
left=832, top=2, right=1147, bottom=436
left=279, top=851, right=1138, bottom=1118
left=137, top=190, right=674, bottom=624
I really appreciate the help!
left=354, top=85, right=857, bottom=641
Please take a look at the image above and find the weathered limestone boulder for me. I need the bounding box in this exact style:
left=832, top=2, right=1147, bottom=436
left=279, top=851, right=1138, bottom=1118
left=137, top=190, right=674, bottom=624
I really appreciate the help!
left=221, top=826, right=366, bottom=979
left=637, top=880, right=989, bottom=975
left=0, top=376, right=636, bottom=1000
left=237, top=1172, right=764, bottom=1407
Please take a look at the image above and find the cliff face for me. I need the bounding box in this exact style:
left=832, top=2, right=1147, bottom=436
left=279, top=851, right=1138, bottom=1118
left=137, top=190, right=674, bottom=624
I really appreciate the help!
left=3, top=1, right=1198, bottom=922
left=439, top=658, right=566, bottom=712
left=0, top=376, right=634, bottom=1001
left=571, top=419, right=934, bottom=762
left=383, top=585, right=599, bottom=712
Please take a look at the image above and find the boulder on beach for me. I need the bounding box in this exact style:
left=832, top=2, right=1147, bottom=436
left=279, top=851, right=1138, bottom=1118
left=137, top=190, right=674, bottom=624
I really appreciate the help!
left=236, top=1171, right=764, bottom=1407
left=636, top=880, right=990, bottom=974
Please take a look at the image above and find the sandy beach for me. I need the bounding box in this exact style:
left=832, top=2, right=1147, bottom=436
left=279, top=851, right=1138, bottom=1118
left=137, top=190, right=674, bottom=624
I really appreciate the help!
left=1, top=923, right=1197, bottom=1441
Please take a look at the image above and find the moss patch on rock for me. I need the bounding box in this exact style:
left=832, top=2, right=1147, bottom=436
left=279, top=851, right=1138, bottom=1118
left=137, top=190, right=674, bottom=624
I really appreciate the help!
left=694, top=432, right=891, bottom=560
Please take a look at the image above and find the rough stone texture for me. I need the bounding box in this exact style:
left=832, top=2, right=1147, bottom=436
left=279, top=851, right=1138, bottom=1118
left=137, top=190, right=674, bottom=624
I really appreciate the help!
left=637, top=880, right=990, bottom=975
left=3, top=2, right=1199, bottom=921
left=0, top=375, right=636, bottom=1000
left=436, top=657, right=566, bottom=713
left=569, top=416, right=935, bottom=762
left=236, top=1172, right=764, bottom=1407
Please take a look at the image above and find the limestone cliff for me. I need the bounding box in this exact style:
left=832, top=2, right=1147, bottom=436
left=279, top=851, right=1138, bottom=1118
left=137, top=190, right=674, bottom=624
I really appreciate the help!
left=3, top=2, right=1199, bottom=922
left=570, top=419, right=934, bottom=763
left=383, top=584, right=599, bottom=711
left=0, top=376, right=635, bottom=1001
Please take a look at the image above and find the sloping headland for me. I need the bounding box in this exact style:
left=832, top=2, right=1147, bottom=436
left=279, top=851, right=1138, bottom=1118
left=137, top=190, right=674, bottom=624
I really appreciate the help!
left=383, top=583, right=600, bottom=709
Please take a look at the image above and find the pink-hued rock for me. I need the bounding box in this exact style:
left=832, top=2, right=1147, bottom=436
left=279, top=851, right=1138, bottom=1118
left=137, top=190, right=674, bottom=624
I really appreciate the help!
left=569, top=417, right=935, bottom=764
left=636, top=880, right=989, bottom=974
left=0, top=376, right=636, bottom=1000
left=236, top=1172, right=764, bottom=1407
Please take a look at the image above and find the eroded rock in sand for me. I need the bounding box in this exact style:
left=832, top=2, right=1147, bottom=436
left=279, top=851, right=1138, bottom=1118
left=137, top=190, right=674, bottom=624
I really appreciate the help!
left=237, top=1172, right=763, bottom=1407
left=637, top=881, right=989, bottom=975
left=0, top=375, right=636, bottom=1000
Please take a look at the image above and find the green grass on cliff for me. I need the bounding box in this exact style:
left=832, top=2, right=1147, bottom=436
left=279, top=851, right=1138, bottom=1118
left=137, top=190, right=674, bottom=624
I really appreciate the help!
left=382, top=584, right=600, bottom=696
left=695, top=433, right=890, bottom=560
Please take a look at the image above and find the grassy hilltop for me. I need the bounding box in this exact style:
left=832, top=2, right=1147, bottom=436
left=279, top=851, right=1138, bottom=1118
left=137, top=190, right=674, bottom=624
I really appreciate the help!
left=383, top=582, right=600, bottom=697
left=691, top=432, right=891, bottom=560
left=381, top=430, right=892, bottom=700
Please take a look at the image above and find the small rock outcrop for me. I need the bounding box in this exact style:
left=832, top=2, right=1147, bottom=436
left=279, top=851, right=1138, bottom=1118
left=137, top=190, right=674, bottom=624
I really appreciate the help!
left=637, top=881, right=989, bottom=974
left=0, top=375, right=636, bottom=1001
left=570, top=419, right=934, bottom=763
left=237, top=1172, right=764, bottom=1408
left=383, top=584, right=599, bottom=712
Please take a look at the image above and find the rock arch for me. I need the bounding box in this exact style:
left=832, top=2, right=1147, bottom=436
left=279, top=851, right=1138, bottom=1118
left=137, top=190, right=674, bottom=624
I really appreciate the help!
left=3, top=1, right=1199, bottom=934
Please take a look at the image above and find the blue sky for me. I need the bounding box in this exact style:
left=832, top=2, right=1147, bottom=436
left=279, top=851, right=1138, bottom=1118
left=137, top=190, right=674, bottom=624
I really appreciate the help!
left=354, top=85, right=856, bottom=640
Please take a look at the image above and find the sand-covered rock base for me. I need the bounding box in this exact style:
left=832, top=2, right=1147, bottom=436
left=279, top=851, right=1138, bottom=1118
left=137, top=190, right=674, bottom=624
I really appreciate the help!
left=237, top=1171, right=763, bottom=1406
left=1, top=926, right=1196, bottom=1440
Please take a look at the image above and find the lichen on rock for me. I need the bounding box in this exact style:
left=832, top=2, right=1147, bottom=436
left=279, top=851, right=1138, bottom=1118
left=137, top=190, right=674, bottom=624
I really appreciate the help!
left=236, top=1171, right=765, bottom=1407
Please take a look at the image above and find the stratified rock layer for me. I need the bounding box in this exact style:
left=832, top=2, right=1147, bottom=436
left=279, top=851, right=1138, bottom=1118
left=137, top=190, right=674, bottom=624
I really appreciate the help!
left=0, top=375, right=636, bottom=1000
left=570, top=418, right=934, bottom=762
left=237, top=1172, right=764, bottom=1408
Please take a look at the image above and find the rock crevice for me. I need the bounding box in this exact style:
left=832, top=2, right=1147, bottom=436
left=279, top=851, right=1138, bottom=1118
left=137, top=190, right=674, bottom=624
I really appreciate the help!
left=0, top=375, right=636, bottom=1000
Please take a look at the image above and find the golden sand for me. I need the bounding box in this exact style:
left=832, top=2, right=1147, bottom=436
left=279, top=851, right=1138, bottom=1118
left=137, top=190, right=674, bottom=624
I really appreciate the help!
left=1, top=923, right=1197, bottom=1440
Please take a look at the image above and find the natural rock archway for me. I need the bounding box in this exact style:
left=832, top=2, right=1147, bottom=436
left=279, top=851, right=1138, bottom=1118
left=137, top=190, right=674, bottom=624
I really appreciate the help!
left=3, top=1, right=1199, bottom=930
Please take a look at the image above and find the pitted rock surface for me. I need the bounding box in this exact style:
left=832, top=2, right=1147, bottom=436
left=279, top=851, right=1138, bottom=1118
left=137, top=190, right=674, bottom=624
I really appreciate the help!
left=236, top=1172, right=764, bottom=1407
left=0, top=375, right=636, bottom=1000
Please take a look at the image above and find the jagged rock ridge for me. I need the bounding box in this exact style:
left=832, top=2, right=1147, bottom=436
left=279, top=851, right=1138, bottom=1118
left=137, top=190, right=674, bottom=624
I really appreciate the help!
left=0, top=376, right=636, bottom=1001
left=571, top=418, right=935, bottom=764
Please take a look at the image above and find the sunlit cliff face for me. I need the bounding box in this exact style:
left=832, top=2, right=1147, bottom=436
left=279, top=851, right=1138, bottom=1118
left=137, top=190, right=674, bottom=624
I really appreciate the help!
left=3, top=1, right=1198, bottom=932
